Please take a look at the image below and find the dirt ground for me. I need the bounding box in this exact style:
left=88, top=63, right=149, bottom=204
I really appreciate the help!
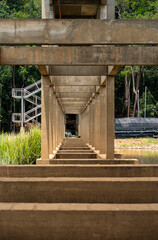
left=115, top=138, right=158, bottom=149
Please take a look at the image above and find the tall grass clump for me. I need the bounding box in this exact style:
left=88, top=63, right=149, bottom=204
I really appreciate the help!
left=0, top=127, right=41, bottom=165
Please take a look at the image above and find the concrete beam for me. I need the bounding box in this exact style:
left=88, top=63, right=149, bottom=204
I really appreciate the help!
left=1, top=19, right=158, bottom=45
left=38, top=65, right=49, bottom=76
left=1, top=46, right=158, bottom=66
left=54, top=4, right=98, bottom=17
left=63, top=101, right=85, bottom=104
left=60, top=98, right=88, bottom=101
left=57, top=93, right=92, bottom=98
left=49, top=66, right=107, bottom=76
left=50, top=76, right=101, bottom=86
left=55, top=86, right=96, bottom=93
left=108, top=66, right=122, bottom=76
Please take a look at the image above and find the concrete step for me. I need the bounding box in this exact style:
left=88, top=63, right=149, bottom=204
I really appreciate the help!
left=1, top=177, right=158, bottom=203
left=55, top=153, right=98, bottom=159
left=38, top=159, right=138, bottom=165
left=0, top=203, right=158, bottom=240
left=1, top=165, right=158, bottom=178
left=57, top=150, right=94, bottom=153
left=60, top=147, right=90, bottom=150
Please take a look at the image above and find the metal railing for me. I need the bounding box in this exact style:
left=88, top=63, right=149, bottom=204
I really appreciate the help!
left=12, top=80, right=41, bottom=126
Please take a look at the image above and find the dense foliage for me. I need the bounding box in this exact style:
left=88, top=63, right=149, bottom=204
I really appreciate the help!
left=0, top=0, right=158, bottom=133
left=115, top=0, right=158, bottom=118
left=0, top=0, right=41, bottom=132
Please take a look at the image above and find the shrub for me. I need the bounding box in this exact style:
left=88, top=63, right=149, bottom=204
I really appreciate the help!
left=0, top=127, right=41, bottom=165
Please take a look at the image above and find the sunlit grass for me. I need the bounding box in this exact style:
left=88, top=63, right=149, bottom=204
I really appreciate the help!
left=0, top=127, right=41, bottom=165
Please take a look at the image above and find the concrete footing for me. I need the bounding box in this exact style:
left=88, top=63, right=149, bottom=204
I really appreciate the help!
left=2, top=138, right=158, bottom=240
left=0, top=203, right=158, bottom=240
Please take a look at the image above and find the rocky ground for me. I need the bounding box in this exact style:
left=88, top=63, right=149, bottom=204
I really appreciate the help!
left=115, top=138, right=158, bottom=150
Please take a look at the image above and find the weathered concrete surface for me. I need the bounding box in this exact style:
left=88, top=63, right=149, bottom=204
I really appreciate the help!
left=55, top=153, right=98, bottom=159
left=1, top=165, right=158, bottom=178
left=1, top=46, right=158, bottom=66
left=57, top=150, right=94, bottom=153
left=1, top=177, right=158, bottom=203
left=108, top=66, right=122, bottom=76
left=1, top=19, right=158, bottom=45
left=105, top=76, right=115, bottom=159
left=41, top=76, right=49, bottom=159
left=55, top=86, right=96, bottom=93
left=54, top=4, right=99, bottom=17
left=49, top=66, right=107, bottom=76
left=60, top=147, right=90, bottom=150
left=36, top=159, right=138, bottom=165
left=50, top=76, right=101, bottom=86
left=57, top=92, right=92, bottom=98
left=0, top=203, right=158, bottom=240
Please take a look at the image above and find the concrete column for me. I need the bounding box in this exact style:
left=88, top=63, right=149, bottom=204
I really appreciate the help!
left=78, top=114, right=81, bottom=136
left=94, top=94, right=100, bottom=150
left=91, top=101, right=95, bottom=148
left=41, top=76, right=49, bottom=159
left=100, top=76, right=115, bottom=158
left=59, top=108, right=62, bottom=143
left=84, top=108, right=90, bottom=144
left=89, top=103, right=93, bottom=145
left=105, top=76, right=115, bottom=159
left=56, top=103, right=59, bottom=146
left=100, top=86, right=106, bottom=154
left=81, top=113, right=84, bottom=140
left=42, top=0, right=50, bottom=19
left=107, top=0, right=115, bottom=20
left=80, top=114, right=83, bottom=138
left=49, top=87, right=53, bottom=154
left=87, top=105, right=91, bottom=144
left=52, top=93, right=56, bottom=152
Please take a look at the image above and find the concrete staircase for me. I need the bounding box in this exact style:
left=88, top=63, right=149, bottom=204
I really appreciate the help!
left=0, top=138, right=158, bottom=239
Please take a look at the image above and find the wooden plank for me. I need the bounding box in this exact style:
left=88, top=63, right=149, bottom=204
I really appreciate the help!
left=1, top=19, right=158, bottom=45
left=1, top=46, right=158, bottom=66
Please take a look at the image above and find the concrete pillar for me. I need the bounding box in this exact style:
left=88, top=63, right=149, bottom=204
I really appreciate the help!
left=100, top=86, right=106, bottom=154
left=107, top=0, right=115, bottom=20
left=91, top=101, right=95, bottom=148
left=89, top=103, right=93, bottom=145
left=80, top=114, right=83, bottom=138
left=52, top=93, right=56, bottom=152
left=81, top=113, right=84, bottom=140
left=49, top=86, right=53, bottom=154
left=56, top=103, right=59, bottom=146
left=94, top=94, right=100, bottom=150
left=42, top=0, right=50, bottom=19
left=83, top=108, right=90, bottom=144
left=105, top=76, right=115, bottom=159
left=100, top=76, right=115, bottom=158
left=41, top=76, right=49, bottom=159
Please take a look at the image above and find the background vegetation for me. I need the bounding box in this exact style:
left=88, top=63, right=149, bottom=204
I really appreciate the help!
left=0, top=0, right=158, bottom=133
left=0, top=127, right=41, bottom=164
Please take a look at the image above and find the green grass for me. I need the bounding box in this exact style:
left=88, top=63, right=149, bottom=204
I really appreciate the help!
left=0, top=127, right=41, bottom=165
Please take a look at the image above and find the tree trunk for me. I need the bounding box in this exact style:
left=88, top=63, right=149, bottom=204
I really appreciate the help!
left=127, top=77, right=131, bottom=117
left=133, top=66, right=143, bottom=117
left=124, top=71, right=131, bottom=117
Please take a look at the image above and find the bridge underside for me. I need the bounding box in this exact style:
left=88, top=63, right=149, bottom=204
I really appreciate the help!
left=1, top=1, right=158, bottom=239
left=0, top=0, right=158, bottom=160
